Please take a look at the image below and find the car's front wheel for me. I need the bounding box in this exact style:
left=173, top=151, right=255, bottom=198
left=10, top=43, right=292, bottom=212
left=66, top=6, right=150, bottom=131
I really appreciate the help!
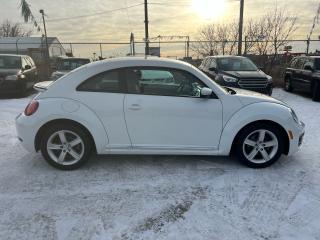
left=235, top=123, right=284, bottom=168
left=284, top=77, right=293, bottom=92
left=40, top=124, right=92, bottom=170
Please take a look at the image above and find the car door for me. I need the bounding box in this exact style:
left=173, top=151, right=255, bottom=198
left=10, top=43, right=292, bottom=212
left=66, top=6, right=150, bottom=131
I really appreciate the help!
left=124, top=67, right=223, bottom=151
left=300, top=58, right=313, bottom=91
left=75, top=68, right=131, bottom=149
left=292, top=57, right=306, bottom=89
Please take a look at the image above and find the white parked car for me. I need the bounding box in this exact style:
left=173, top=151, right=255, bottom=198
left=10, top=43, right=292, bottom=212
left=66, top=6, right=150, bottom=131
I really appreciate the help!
left=15, top=57, right=305, bottom=170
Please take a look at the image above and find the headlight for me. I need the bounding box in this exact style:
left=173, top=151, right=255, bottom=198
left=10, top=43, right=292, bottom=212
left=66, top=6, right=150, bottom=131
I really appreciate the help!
left=290, top=108, right=299, bottom=124
left=5, top=75, right=18, bottom=81
left=267, top=75, right=273, bottom=82
left=222, top=75, right=237, bottom=82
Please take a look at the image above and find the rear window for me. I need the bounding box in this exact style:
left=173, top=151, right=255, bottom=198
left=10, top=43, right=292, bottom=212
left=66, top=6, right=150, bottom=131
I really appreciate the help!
left=77, top=70, right=122, bottom=93
left=0, top=55, right=21, bottom=69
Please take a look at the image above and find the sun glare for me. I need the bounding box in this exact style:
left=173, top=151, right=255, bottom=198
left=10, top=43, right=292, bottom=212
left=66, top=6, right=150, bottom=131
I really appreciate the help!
left=191, top=0, right=226, bottom=20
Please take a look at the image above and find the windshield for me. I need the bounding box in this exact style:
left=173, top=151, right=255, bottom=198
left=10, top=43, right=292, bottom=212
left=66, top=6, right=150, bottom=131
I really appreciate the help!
left=217, top=57, right=258, bottom=71
left=57, top=59, right=90, bottom=71
left=0, top=56, right=21, bottom=69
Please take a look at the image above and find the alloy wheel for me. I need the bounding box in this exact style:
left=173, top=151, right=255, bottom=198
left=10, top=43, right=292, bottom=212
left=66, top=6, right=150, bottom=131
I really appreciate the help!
left=46, top=130, right=84, bottom=165
left=242, top=129, right=279, bottom=163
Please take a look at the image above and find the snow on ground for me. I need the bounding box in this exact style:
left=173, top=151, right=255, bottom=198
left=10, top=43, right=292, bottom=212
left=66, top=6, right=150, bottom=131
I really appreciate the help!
left=0, top=89, right=319, bottom=240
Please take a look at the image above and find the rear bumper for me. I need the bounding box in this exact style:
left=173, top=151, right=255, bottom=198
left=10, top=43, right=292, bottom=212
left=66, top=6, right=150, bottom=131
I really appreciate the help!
left=15, top=112, right=38, bottom=152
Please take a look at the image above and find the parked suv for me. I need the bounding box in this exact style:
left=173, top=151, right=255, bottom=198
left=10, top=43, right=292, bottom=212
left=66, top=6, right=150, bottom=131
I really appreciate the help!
left=199, top=56, right=273, bottom=95
left=0, top=54, right=38, bottom=96
left=284, top=56, right=320, bottom=101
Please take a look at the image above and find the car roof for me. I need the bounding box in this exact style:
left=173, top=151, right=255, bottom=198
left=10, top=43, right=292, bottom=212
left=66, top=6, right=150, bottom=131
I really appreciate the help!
left=0, top=54, right=29, bottom=58
left=205, top=55, right=248, bottom=59
left=57, top=56, right=90, bottom=60
left=87, top=56, right=192, bottom=69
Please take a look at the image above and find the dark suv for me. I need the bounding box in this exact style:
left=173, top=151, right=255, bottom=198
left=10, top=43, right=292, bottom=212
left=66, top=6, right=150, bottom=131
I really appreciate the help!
left=284, top=56, right=320, bottom=101
left=0, top=54, right=38, bottom=96
left=199, top=56, right=273, bottom=95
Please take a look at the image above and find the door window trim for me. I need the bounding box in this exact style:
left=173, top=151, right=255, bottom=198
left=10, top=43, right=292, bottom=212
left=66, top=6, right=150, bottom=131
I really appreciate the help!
left=123, top=66, right=218, bottom=99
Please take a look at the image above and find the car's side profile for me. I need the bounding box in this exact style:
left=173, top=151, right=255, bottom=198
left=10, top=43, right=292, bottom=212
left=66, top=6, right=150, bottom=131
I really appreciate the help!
left=16, top=57, right=305, bottom=170
left=284, top=56, right=320, bottom=101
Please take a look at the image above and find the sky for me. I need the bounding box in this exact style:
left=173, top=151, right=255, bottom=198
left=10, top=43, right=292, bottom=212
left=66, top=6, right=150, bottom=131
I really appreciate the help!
left=1, top=0, right=320, bottom=57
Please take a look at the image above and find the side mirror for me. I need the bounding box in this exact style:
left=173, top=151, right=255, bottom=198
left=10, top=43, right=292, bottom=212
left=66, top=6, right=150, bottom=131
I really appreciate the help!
left=304, top=65, right=313, bottom=71
left=24, top=65, right=31, bottom=70
left=209, top=67, right=217, bottom=72
left=200, top=87, right=213, bottom=97
left=259, top=66, right=264, bottom=71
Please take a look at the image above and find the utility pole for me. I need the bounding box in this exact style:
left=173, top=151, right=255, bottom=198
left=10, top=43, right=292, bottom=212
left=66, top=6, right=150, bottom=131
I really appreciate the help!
left=39, top=9, right=49, bottom=60
left=237, top=0, right=244, bottom=55
left=144, top=0, right=149, bottom=55
left=39, top=9, right=50, bottom=76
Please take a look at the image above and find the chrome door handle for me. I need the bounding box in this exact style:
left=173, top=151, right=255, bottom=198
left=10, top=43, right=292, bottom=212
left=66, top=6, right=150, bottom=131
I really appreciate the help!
left=129, top=104, right=141, bottom=110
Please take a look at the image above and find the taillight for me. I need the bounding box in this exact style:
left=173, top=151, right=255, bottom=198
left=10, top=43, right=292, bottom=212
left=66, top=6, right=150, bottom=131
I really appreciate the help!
left=24, top=100, right=39, bottom=116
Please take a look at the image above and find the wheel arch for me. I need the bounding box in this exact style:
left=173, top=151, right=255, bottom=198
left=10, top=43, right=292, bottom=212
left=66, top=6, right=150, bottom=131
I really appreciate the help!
left=218, top=102, right=292, bottom=156
left=230, top=120, right=289, bottom=156
left=35, top=119, right=97, bottom=153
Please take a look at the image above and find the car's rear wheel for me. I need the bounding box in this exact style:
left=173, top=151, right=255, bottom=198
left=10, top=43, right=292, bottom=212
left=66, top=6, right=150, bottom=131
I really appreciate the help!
left=40, top=124, right=92, bottom=170
left=284, top=77, right=293, bottom=92
left=312, top=80, right=320, bottom=102
left=235, top=123, right=283, bottom=168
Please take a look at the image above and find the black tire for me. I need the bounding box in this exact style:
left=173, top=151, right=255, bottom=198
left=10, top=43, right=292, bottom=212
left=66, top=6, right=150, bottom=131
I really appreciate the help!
left=40, top=124, right=92, bottom=170
left=312, top=80, right=320, bottom=102
left=235, top=123, right=284, bottom=168
left=284, top=77, right=293, bottom=92
left=18, top=81, right=27, bottom=98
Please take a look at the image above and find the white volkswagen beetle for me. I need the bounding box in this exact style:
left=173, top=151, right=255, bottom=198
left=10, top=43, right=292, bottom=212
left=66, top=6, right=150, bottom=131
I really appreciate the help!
left=15, top=57, right=305, bottom=170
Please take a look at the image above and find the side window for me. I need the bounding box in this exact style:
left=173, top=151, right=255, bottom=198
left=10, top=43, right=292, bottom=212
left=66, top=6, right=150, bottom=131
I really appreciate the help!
left=205, top=58, right=211, bottom=68
left=289, top=58, right=297, bottom=68
left=303, top=58, right=314, bottom=69
left=201, top=58, right=207, bottom=68
left=209, top=59, right=217, bottom=69
left=126, top=68, right=207, bottom=98
left=21, top=57, right=28, bottom=69
left=77, top=70, right=122, bottom=93
left=295, top=58, right=305, bottom=69
left=28, top=57, right=35, bottom=67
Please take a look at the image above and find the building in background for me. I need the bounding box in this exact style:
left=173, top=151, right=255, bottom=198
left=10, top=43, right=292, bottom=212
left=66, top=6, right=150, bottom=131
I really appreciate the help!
left=0, top=37, right=67, bottom=80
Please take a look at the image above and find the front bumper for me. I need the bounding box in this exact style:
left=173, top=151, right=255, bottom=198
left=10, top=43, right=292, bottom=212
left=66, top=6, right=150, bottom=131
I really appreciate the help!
left=287, top=121, right=305, bottom=156
left=0, top=80, right=22, bottom=94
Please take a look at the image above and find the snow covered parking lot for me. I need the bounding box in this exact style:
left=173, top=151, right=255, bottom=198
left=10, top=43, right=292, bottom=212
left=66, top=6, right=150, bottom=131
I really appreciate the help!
left=0, top=89, right=319, bottom=240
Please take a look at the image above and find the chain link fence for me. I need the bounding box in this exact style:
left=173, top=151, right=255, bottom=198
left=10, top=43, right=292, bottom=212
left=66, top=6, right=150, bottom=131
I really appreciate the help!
left=1, top=39, right=320, bottom=83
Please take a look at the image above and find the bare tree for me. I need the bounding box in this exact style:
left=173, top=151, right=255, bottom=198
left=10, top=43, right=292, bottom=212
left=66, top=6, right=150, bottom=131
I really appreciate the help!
left=0, top=20, right=32, bottom=37
left=192, top=7, right=296, bottom=61
left=191, top=21, right=239, bottom=57
left=268, top=7, right=297, bottom=57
